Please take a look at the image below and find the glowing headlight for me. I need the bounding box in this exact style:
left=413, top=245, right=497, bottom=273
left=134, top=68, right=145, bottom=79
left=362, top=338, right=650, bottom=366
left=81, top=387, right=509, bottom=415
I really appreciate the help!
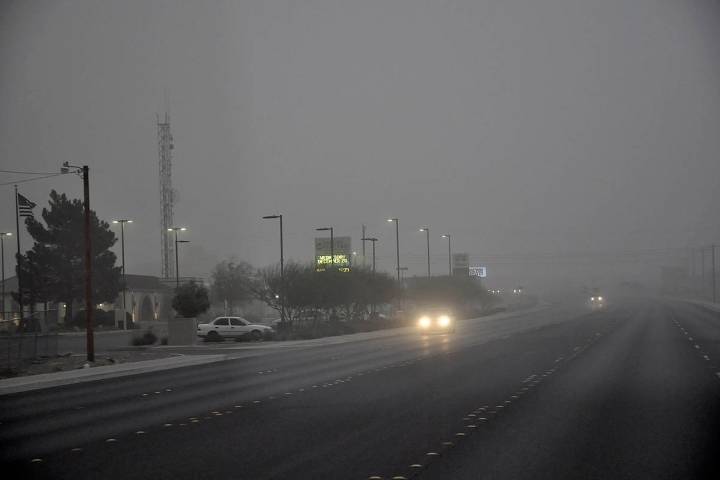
left=438, top=315, right=451, bottom=327
left=591, top=297, right=595, bottom=301
left=418, top=316, right=431, bottom=328
left=598, top=296, right=603, bottom=301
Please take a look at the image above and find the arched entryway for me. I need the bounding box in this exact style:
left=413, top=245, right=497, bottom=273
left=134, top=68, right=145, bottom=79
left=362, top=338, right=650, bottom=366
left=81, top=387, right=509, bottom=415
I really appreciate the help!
left=139, top=295, right=155, bottom=323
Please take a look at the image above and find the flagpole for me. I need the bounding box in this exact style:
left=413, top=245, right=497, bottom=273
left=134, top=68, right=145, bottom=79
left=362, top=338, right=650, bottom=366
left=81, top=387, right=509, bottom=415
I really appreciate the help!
left=14, top=185, right=22, bottom=319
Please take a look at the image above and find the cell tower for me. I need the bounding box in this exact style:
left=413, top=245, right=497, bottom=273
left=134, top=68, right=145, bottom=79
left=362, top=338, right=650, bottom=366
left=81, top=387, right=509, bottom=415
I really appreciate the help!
left=157, top=113, right=175, bottom=279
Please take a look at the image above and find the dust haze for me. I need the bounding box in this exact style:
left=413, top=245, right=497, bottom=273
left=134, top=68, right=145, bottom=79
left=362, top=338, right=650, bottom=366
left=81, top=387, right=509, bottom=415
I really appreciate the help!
left=2, top=0, right=719, bottom=297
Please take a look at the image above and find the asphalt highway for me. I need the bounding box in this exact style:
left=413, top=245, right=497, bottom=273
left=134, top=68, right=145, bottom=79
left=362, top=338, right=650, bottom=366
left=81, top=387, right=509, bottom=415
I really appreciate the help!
left=1, top=300, right=719, bottom=479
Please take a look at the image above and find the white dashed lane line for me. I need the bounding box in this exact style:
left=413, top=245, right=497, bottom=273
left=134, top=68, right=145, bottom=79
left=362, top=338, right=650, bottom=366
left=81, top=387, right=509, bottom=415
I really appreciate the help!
left=365, top=331, right=612, bottom=480
left=672, top=317, right=719, bottom=383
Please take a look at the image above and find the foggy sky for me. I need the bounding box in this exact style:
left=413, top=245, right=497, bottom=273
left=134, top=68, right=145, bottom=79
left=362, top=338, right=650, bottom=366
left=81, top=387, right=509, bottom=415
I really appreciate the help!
left=2, top=0, right=719, bottom=290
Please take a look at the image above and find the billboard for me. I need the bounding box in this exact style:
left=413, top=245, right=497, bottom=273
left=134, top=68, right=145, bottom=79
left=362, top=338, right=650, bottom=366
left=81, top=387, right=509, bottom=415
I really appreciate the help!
left=452, top=253, right=469, bottom=276
left=469, top=266, right=487, bottom=278
left=315, top=236, right=352, bottom=272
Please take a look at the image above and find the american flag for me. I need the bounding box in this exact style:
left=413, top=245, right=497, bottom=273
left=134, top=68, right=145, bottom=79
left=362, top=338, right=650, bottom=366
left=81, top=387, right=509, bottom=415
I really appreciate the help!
left=17, top=193, right=36, bottom=218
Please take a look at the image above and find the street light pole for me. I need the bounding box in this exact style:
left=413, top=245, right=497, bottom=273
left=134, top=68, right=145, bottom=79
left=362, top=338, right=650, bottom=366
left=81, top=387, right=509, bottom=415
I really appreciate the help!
left=388, top=218, right=400, bottom=282
left=0, top=232, right=11, bottom=320
left=263, top=214, right=285, bottom=325
left=420, top=227, right=430, bottom=278
left=175, top=230, right=179, bottom=288
left=442, top=234, right=452, bottom=276
left=167, top=227, right=188, bottom=289
left=112, top=219, right=132, bottom=330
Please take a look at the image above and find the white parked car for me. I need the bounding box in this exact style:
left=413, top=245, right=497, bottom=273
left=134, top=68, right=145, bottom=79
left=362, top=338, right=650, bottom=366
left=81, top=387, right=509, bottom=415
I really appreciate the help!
left=197, top=317, right=274, bottom=342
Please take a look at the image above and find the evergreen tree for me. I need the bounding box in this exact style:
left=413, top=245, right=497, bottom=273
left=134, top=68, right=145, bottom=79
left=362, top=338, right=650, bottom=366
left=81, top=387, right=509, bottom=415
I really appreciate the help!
left=19, top=190, right=121, bottom=323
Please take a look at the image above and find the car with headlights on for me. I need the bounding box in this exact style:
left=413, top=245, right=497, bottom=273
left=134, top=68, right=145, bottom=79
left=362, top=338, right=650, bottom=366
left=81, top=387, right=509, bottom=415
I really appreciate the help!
left=197, top=316, right=274, bottom=342
left=589, top=295, right=606, bottom=310
left=415, top=308, right=456, bottom=334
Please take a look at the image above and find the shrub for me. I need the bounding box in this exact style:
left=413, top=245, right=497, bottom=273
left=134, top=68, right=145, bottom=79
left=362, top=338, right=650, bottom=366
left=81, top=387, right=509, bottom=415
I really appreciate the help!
left=131, top=329, right=158, bottom=346
left=172, top=281, right=211, bottom=318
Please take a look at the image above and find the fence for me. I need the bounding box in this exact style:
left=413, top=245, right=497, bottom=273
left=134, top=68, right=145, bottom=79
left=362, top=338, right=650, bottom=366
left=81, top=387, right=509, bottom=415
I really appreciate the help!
left=0, top=310, right=59, bottom=371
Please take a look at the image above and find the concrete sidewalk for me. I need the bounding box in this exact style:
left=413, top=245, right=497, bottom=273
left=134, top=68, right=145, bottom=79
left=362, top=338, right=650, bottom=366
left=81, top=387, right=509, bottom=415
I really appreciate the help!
left=0, top=354, right=228, bottom=396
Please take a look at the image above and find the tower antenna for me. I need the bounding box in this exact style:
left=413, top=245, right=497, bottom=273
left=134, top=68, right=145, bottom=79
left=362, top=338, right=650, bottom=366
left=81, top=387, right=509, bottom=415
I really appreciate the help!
left=157, top=112, right=175, bottom=279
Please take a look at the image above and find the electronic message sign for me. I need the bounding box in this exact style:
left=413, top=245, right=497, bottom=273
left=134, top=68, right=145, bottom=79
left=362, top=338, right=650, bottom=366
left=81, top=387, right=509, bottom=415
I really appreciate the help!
left=315, top=236, right=352, bottom=272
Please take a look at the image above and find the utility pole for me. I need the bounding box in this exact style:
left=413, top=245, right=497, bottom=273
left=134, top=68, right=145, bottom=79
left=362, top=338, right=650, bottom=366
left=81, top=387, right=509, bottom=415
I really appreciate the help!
left=399, top=266, right=408, bottom=281
left=361, top=237, right=378, bottom=273
left=61, top=162, right=95, bottom=361
left=14, top=185, right=22, bottom=319
left=361, top=224, right=366, bottom=268
left=82, top=166, right=94, bottom=362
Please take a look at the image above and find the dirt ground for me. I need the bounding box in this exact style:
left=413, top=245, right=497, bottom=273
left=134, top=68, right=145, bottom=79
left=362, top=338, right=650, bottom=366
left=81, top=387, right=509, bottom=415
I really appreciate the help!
left=0, top=349, right=179, bottom=379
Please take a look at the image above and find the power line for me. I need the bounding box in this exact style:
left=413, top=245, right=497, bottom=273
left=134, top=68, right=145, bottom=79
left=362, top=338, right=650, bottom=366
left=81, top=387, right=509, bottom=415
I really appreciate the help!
left=0, top=173, right=66, bottom=187
left=0, top=169, right=61, bottom=175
